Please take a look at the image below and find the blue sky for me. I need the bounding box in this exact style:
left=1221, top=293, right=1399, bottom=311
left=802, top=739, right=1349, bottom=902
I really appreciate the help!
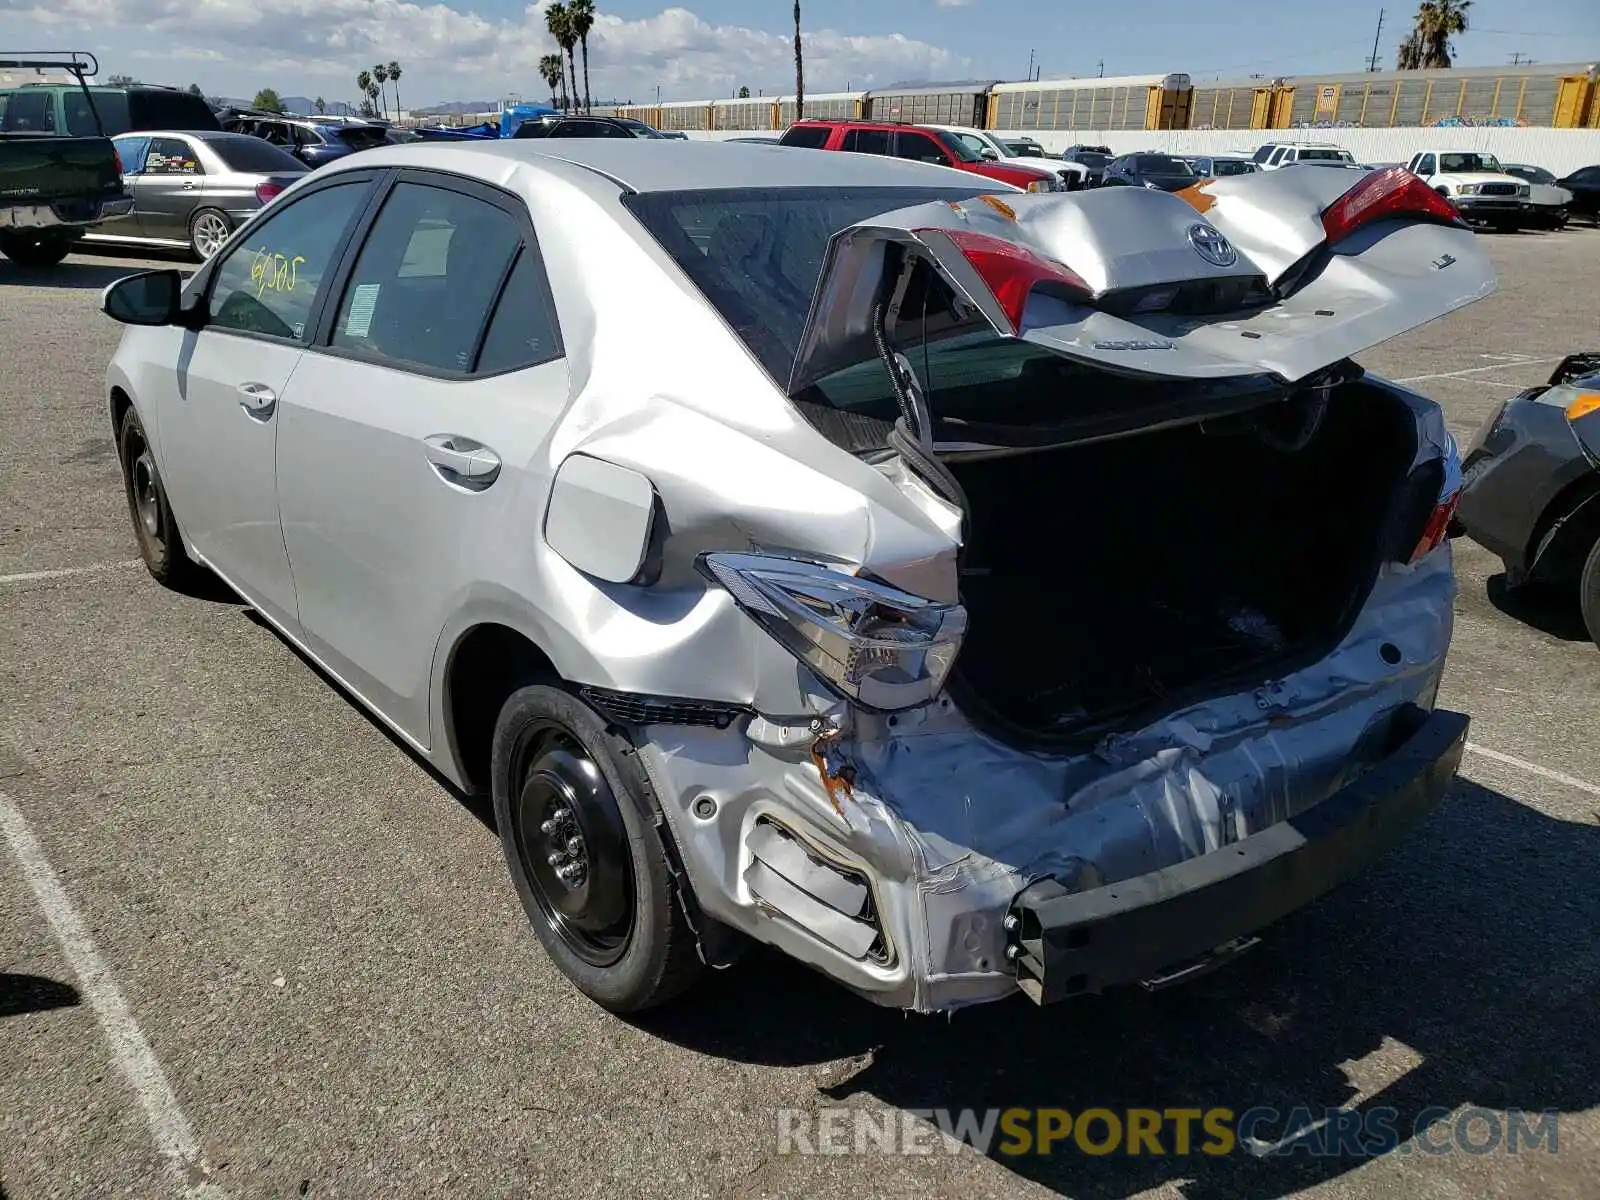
left=0, top=0, right=1595, bottom=106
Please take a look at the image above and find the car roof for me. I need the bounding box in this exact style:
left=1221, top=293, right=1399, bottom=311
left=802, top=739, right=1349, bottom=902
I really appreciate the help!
left=320, top=138, right=989, bottom=193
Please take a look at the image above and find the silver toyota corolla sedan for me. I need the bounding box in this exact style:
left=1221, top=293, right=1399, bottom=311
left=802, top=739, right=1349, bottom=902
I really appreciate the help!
left=83, top=130, right=308, bottom=261
left=100, top=143, right=1488, bottom=1015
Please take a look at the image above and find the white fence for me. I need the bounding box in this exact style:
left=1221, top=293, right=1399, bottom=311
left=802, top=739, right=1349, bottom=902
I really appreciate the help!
left=689, top=127, right=1600, bottom=175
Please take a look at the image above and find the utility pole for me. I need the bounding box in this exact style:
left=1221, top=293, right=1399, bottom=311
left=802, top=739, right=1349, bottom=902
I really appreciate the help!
left=1508, top=51, right=1531, bottom=66
left=1026, top=48, right=1035, bottom=81
left=1097, top=59, right=1104, bottom=78
left=1367, top=8, right=1385, bottom=72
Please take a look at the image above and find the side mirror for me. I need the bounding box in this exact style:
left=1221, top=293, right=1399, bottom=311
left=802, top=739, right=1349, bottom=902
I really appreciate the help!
left=101, top=269, right=183, bottom=326
left=980, top=147, right=999, bottom=161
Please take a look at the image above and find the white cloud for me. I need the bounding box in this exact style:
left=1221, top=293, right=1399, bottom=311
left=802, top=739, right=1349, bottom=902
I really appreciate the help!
left=0, top=1, right=968, bottom=105
left=933, top=0, right=976, bottom=8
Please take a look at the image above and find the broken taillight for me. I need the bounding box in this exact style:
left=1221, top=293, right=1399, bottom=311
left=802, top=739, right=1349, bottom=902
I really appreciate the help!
left=1321, top=166, right=1465, bottom=245
left=255, top=182, right=286, bottom=206
left=916, top=227, right=1092, bottom=333
left=1411, top=490, right=1461, bottom=563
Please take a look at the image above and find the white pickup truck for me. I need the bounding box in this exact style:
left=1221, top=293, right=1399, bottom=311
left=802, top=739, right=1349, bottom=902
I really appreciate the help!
left=1405, top=149, right=1531, bottom=231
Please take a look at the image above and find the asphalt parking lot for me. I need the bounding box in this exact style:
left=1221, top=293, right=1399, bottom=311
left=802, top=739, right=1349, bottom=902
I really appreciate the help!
left=3, top=227, right=1599, bottom=1200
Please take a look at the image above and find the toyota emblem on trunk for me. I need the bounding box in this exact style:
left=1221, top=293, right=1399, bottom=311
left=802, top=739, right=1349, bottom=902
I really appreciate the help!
left=1187, top=223, right=1238, bottom=267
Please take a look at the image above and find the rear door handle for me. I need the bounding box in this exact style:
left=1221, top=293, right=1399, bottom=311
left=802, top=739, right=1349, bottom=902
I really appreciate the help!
left=237, top=382, right=276, bottom=419
left=422, top=434, right=501, bottom=487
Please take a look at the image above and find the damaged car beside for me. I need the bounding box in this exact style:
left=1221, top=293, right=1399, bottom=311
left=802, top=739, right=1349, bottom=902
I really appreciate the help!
left=101, top=143, right=1488, bottom=1015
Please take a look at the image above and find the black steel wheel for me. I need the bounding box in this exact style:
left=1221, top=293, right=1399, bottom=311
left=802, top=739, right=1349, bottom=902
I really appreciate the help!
left=491, top=684, right=704, bottom=1012
left=117, top=405, right=199, bottom=588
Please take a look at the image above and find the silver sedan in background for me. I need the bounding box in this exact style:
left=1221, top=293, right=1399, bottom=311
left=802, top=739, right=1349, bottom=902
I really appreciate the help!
left=83, top=130, right=308, bottom=261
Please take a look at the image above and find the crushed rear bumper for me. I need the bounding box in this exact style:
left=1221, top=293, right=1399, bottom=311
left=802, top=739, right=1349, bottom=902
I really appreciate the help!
left=1006, top=705, right=1467, bottom=1004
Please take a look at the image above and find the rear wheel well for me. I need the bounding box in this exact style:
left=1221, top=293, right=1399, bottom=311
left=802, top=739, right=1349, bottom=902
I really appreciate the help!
left=444, top=624, right=558, bottom=795
left=110, top=387, right=133, bottom=444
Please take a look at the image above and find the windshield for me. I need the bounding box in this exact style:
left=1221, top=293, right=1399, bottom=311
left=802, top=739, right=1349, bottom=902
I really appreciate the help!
left=1439, top=152, right=1501, bottom=173
left=622, top=185, right=988, bottom=383
left=1005, top=142, right=1044, bottom=157
left=933, top=130, right=986, bottom=163
left=1071, top=151, right=1110, bottom=169
left=1135, top=155, right=1194, bottom=176
left=1506, top=165, right=1552, bottom=184
left=618, top=118, right=666, bottom=139
left=335, top=126, right=390, bottom=151
left=209, top=134, right=309, bottom=173
left=1298, top=148, right=1354, bottom=162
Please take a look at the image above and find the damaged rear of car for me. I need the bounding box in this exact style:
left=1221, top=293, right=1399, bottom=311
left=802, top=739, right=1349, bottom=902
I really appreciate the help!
left=583, top=163, right=1489, bottom=1013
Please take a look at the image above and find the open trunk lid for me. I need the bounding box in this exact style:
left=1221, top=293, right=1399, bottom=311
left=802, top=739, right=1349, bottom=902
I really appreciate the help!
left=787, top=165, right=1495, bottom=396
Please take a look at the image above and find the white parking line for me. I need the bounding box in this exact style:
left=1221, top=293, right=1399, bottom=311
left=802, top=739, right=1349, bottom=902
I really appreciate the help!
left=0, top=560, right=141, bottom=586
left=1395, top=357, right=1560, bottom=385
left=0, top=793, right=229, bottom=1198
left=1465, top=743, right=1600, bottom=799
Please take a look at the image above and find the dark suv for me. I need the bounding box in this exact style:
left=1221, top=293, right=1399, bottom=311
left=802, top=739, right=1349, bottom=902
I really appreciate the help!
left=0, top=83, right=219, bottom=137
left=513, top=115, right=670, bottom=139
left=777, top=120, right=1058, bottom=191
left=1101, top=152, right=1198, bottom=192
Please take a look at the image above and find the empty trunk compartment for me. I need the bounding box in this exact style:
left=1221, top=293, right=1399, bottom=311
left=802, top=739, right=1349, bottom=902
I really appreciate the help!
left=945, top=381, right=1430, bottom=746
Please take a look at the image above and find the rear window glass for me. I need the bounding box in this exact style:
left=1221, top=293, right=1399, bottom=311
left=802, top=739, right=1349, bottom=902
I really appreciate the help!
left=1213, top=159, right=1254, bottom=176
left=1135, top=155, right=1193, bottom=175
left=622, top=185, right=985, bottom=383
left=209, top=135, right=308, bottom=173
left=1298, top=148, right=1354, bottom=162
left=778, top=125, right=830, bottom=149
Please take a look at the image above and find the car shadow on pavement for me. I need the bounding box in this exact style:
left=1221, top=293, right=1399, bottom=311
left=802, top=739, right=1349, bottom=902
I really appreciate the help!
left=0, top=261, right=178, bottom=291
left=640, top=777, right=1600, bottom=1198
left=0, top=972, right=81, bottom=1019
left=1485, top=573, right=1592, bottom=642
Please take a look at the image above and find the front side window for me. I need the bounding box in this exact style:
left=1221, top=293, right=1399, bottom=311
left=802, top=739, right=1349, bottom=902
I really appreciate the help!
left=935, top=130, right=987, bottom=162
left=329, top=181, right=525, bottom=374
left=113, top=135, right=153, bottom=175
left=207, top=180, right=371, bottom=341
left=894, top=131, right=948, bottom=164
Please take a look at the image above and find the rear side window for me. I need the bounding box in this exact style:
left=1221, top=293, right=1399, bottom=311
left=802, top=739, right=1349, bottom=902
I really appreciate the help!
left=475, top=246, right=564, bottom=374
left=779, top=125, right=830, bottom=149
left=330, top=181, right=526, bottom=374
left=842, top=128, right=890, bottom=155
left=621, top=184, right=986, bottom=383
left=209, top=135, right=307, bottom=174
left=145, top=137, right=202, bottom=175
left=65, top=91, right=122, bottom=136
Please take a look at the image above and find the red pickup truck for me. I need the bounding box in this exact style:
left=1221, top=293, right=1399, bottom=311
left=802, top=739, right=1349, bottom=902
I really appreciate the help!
left=777, top=119, right=1061, bottom=191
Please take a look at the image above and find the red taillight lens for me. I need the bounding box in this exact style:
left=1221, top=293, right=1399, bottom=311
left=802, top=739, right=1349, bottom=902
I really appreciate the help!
left=1321, top=166, right=1465, bottom=245
left=255, top=182, right=286, bottom=206
left=1411, top=490, right=1461, bottom=563
left=916, top=226, right=1092, bottom=333
left=113, top=147, right=124, bottom=176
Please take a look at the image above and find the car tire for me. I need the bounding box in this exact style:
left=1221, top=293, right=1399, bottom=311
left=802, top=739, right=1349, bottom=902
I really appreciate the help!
left=491, top=684, right=704, bottom=1013
left=1580, top=536, right=1600, bottom=650
left=0, top=231, right=73, bottom=268
left=117, top=405, right=199, bottom=588
left=187, top=208, right=233, bottom=261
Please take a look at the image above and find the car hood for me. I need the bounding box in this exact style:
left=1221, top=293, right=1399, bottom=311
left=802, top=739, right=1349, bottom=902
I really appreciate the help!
left=1434, top=171, right=1525, bottom=186
left=786, top=167, right=1495, bottom=394
left=1525, top=183, right=1573, bottom=205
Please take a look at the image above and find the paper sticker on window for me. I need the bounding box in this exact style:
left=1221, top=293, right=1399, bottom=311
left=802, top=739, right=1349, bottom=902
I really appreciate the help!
left=344, top=283, right=380, bottom=338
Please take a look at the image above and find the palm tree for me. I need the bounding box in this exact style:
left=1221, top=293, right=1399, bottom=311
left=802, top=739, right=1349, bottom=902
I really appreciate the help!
left=373, top=63, right=390, bottom=118
left=1399, top=0, right=1471, bottom=69
left=387, top=62, right=403, bottom=119
left=569, top=0, right=595, bottom=113
left=793, top=1, right=804, bottom=120
left=539, top=54, right=565, bottom=111
left=356, top=69, right=372, bottom=111
left=546, top=3, right=579, bottom=115
left=314, top=96, right=326, bottom=115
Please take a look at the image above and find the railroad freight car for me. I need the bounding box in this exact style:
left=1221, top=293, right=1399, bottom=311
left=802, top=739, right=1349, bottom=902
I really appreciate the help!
left=862, top=81, right=997, bottom=127
left=988, top=73, right=1195, bottom=131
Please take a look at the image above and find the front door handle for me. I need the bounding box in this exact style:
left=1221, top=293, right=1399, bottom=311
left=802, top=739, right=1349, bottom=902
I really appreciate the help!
left=181, top=181, right=197, bottom=191
left=422, top=434, right=501, bottom=487
left=237, top=382, right=276, bottom=419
